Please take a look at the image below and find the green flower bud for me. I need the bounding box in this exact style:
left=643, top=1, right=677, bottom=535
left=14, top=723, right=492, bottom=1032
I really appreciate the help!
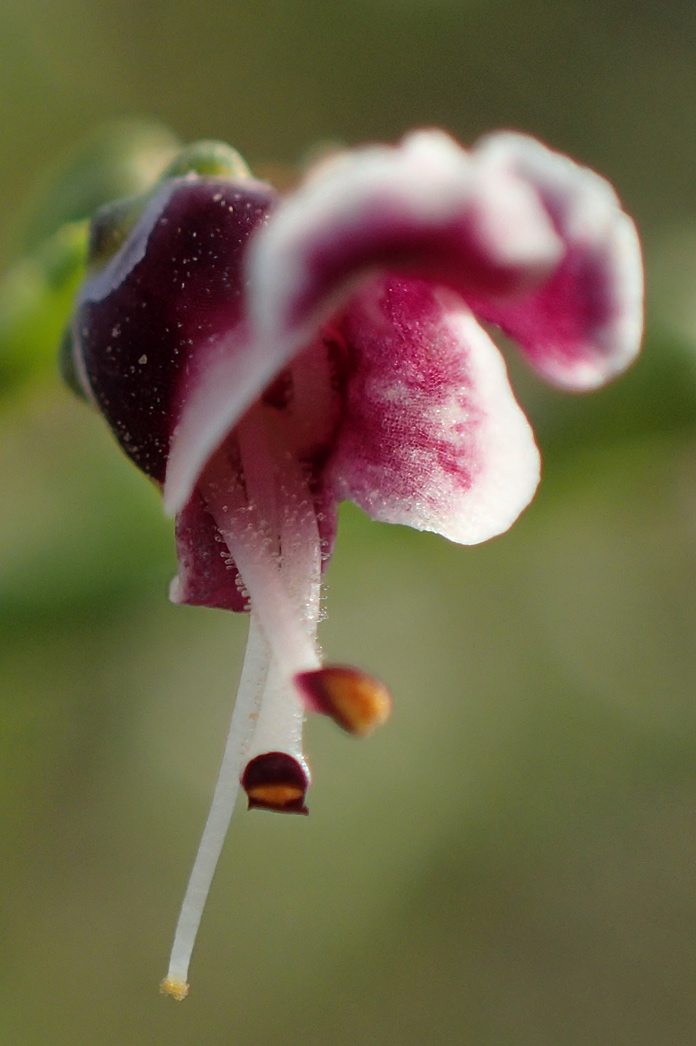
left=160, top=140, right=251, bottom=181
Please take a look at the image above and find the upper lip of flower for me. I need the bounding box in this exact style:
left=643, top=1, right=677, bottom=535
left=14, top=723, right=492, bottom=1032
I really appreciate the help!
left=70, top=127, right=643, bottom=994
left=159, top=129, right=642, bottom=519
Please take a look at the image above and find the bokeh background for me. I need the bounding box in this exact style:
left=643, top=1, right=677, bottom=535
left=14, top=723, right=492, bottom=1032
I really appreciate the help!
left=2, top=1, right=696, bottom=1043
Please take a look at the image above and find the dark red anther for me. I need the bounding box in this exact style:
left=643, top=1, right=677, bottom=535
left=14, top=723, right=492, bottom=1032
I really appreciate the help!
left=241, top=752, right=309, bottom=814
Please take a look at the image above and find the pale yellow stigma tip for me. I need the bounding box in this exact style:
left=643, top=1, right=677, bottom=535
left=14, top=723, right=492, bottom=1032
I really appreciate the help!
left=160, top=976, right=189, bottom=1001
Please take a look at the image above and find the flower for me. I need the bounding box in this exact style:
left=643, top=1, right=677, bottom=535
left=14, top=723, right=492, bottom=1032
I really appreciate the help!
left=64, top=130, right=643, bottom=997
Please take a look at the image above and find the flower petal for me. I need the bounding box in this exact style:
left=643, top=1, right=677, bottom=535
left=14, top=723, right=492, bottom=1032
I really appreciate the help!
left=327, top=277, right=540, bottom=544
left=249, top=128, right=563, bottom=349
left=164, top=130, right=560, bottom=513
left=76, top=177, right=276, bottom=483
left=471, top=132, right=644, bottom=390
left=170, top=489, right=248, bottom=612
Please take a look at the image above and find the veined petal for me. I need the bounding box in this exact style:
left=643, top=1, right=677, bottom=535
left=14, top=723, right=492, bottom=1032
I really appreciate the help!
left=164, top=130, right=560, bottom=513
left=327, top=278, right=540, bottom=545
left=471, top=132, right=644, bottom=390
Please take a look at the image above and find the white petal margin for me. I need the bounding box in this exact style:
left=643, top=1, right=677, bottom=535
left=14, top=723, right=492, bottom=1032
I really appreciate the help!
left=247, top=130, right=562, bottom=356
left=164, top=130, right=561, bottom=516
left=164, top=322, right=282, bottom=515
left=473, top=132, right=644, bottom=390
left=328, top=280, right=541, bottom=545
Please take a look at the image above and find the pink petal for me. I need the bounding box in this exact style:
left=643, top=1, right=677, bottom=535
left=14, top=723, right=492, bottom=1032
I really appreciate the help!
left=327, top=277, right=541, bottom=545
left=164, top=130, right=560, bottom=514
left=470, top=132, right=644, bottom=390
left=248, top=129, right=563, bottom=353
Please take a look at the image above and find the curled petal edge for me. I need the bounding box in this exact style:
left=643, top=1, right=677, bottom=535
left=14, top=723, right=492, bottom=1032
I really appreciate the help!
left=472, top=132, right=644, bottom=390
left=164, top=131, right=561, bottom=515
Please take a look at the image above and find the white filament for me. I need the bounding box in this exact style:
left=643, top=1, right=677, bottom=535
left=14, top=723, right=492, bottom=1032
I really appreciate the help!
left=243, top=446, right=322, bottom=766
left=212, top=503, right=319, bottom=673
left=206, top=416, right=321, bottom=677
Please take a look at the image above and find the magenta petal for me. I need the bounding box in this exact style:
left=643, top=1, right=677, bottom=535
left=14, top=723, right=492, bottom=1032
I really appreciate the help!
left=470, top=132, right=644, bottom=390
left=327, top=278, right=541, bottom=545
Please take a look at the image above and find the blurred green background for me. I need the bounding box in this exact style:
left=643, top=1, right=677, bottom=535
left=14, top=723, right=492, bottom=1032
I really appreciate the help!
left=2, top=1, right=696, bottom=1044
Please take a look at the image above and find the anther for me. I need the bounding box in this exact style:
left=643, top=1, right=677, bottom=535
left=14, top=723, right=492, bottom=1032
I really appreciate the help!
left=241, top=752, right=309, bottom=814
left=295, top=665, right=392, bottom=737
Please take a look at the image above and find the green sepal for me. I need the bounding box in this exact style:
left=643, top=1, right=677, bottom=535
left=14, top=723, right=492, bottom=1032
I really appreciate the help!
left=57, top=324, right=88, bottom=403
left=0, top=125, right=255, bottom=401
left=85, top=194, right=148, bottom=274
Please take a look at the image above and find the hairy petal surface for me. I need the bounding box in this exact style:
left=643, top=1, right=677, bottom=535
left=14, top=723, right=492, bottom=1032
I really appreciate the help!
left=327, top=278, right=541, bottom=544
left=471, top=132, right=644, bottom=390
left=165, top=131, right=561, bottom=513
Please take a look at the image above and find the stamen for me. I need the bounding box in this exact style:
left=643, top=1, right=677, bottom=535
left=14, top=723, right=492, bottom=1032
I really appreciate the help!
left=295, top=665, right=392, bottom=737
left=238, top=442, right=322, bottom=786
left=204, top=426, right=320, bottom=677
left=242, top=752, right=309, bottom=814
left=273, top=445, right=322, bottom=633
left=163, top=406, right=326, bottom=992
left=240, top=656, right=310, bottom=788
left=162, top=612, right=270, bottom=996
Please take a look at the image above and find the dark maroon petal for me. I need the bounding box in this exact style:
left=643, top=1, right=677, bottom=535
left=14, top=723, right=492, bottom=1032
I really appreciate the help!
left=75, top=177, right=277, bottom=481
left=170, top=488, right=248, bottom=612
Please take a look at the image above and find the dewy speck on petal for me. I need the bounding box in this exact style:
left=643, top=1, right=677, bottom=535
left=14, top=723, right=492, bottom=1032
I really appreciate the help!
left=61, top=129, right=643, bottom=996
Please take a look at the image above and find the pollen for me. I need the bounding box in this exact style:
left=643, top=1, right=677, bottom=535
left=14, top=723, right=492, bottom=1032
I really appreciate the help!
left=160, top=976, right=190, bottom=1001
left=295, top=666, right=392, bottom=737
left=246, top=782, right=305, bottom=809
